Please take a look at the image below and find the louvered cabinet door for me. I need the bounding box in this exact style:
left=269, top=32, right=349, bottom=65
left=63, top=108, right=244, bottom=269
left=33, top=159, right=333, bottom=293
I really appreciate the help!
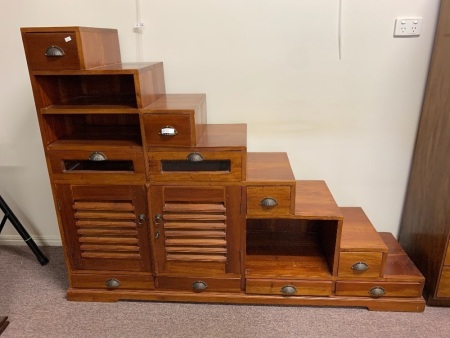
left=56, top=184, right=152, bottom=272
left=150, top=185, right=243, bottom=276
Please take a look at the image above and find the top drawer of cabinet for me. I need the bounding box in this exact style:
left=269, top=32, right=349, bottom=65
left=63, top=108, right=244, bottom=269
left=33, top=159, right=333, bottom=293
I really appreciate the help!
left=142, top=94, right=207, bottom=147
left=21, top=27, right=121, bottom=71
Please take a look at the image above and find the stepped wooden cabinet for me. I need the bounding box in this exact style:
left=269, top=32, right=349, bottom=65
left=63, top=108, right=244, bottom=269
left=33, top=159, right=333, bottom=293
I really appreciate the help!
left=398, top=0, right=450, bottom=307
left=22, top=26, right=426, bottom=311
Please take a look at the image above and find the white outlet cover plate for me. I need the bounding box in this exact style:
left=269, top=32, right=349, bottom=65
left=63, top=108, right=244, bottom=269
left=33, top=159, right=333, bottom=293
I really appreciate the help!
left=394, top=18, right=423, bottom=37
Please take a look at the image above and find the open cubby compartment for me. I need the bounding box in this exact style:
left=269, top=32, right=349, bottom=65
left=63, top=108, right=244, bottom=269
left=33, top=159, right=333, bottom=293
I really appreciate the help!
left=245, top=217, right=339, bottom=279
left=41, top=113, right=142, bottom=146
left=35, top=74, right=139, bottom=110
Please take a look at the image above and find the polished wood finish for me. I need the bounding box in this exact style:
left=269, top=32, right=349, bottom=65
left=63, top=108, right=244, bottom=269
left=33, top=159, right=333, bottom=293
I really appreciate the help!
left=142, top=94, right=207, bottom=147
left=398, top=0, right=450, bottom=306
left=22, top=26, right=426, bottom=312
left=246, top=279, right=333, bottom=296
left=339, top=207, right=388, bottom=278
left=21, top=27, right=121, bottom=70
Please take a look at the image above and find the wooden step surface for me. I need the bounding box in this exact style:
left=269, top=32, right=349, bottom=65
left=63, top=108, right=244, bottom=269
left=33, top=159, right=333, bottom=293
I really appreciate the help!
left=340, top=207, right=388, bottom=252
left=246, top=152, right=295, bottom=183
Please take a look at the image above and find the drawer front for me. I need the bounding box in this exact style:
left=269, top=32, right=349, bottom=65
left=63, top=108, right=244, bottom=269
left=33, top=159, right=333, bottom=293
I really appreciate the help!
left=338, top=252, right=384, bottom=278
left=149, top=150, right=243, bottom=182
left=71, top=273, right=154, bottom=290
left=437, top=267, right=450, bottom=298
left=335, top=281, right=422, bottom=298
left=23, top=32, right=82, bottom=70
left=49, top=149, right=146, bottom=181
left=156, top=276, right=241, bottom=293
left=246, top=279, right=333, bottom=296
left=142, top=113, right=204, bottom=147
left=247, top=186, right=293, bottom=216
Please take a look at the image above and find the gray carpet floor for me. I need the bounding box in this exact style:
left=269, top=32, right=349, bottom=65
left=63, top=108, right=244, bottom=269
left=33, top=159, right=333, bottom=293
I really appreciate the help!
left=1, top=245, right=450, bottom=338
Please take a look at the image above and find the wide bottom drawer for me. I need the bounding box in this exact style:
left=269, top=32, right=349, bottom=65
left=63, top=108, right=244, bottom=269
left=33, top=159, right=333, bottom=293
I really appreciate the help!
left=335, top=281, right=422, bottom=298
left=246, top=279, right=333, bottom=297
left=71, top=272, right=154, bottom=290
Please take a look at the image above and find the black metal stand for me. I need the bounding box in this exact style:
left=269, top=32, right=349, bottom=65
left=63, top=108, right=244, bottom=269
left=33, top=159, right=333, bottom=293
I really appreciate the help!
left=0, top=195, right=49, bottom=265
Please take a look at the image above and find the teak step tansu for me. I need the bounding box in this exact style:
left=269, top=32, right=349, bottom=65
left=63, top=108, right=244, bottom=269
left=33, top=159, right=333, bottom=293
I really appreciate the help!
left=20, top=26, right=425, bottom=312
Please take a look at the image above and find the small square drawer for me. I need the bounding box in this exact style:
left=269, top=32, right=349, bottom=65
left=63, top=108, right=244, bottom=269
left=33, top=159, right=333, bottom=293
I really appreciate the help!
left=142, top=94, right=207, bottom=147
left=21, top=27, right=121, bottom=71
left=335, top=281, right=422, bottom=298
left=149, top=150, right=244, bottom=182
left=338, top=252, right=384, bottom=278
left=246, top=279, right=333, bottom=296
left=48, top=148, right=146, bottom=182
left=71, top=272, right=154, bottom=290
left=156, top=276, right=241, bottom=293
left=246, top=185, right=294, bottom=216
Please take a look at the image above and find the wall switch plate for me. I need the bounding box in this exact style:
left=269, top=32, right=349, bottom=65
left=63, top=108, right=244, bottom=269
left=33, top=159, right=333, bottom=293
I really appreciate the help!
left=394, top=18, right=423, bottom=37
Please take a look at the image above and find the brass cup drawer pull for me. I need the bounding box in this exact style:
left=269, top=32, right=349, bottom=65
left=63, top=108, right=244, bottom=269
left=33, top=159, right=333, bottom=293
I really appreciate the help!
left=280, top=285, right=297, bottom=295
left=88, top=152, right=107, bottom=161
left=192, top=281, right=208, bottom=292
left=105, top=278, right=121, bottom=289
left=44, top=45, right=65, bottom=57
left=260, top=197, right=278, bottom=208
left=351, top=262, right=369, bottom=272
left=186, top=152, right=204, bottom=162
left=159, top=126, right=177, bottom=136
left=369, top=286, right=386, bottom=297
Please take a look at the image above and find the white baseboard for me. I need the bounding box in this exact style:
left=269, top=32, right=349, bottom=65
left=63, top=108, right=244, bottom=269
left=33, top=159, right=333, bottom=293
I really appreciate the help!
left=0, top=234, right=62, bottom=246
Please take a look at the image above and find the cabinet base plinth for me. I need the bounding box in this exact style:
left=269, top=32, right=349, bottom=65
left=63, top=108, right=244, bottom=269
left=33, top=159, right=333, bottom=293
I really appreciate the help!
left=66, top=288, right=426, bottom=312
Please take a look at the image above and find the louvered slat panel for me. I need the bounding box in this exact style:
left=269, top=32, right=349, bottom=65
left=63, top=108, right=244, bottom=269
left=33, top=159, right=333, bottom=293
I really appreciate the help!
left=73, top=198, right=141, bottom=260
left=166, top=254, right=227, bottom=262
left=163, top=202, right=227, bottom=263
left=163, top=214, right=226, bottom=221
left=74, top=211, right=136, bottom=219
left=80, top=244, right=140, bottom=252
left=165, top=230, right=226, bottom=237
left=77, top=229, right=138, bottom=236
left=164, top=222, right=226, bottom=230
left=164, top=203, right=226, bottom=213
left=73, top=202, right=135, bottom=211
left=76, top=220, right=136, bottom=228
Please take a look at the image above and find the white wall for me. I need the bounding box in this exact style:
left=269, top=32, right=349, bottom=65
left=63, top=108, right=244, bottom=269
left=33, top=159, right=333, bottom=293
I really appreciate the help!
left=0, top=0, right=440, bottom=245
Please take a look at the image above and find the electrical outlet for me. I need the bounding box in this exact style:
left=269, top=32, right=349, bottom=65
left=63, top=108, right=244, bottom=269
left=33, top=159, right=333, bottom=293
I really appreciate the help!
left=394, top=18, right=422, bottom=37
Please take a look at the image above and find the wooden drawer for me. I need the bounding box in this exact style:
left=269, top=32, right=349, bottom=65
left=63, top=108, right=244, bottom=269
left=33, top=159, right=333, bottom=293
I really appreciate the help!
left=21, top=27, right=120, bottom=70
left=246, top=185, right=294, bottom=217
left=437, top=267, right=450, bottom=298
left=71, top=272, right=154, bottom=290
left=149, top=150, right=244, bottom=182
left=335, top=281, right=423, bottom=298
left=48, top=148, right=146, bottom=182
left=156, top=276, right=241, bottom=293
left=142, top=94, right=207, bottom=147
left=246, top=279, right=333, bottom=296
left=338, top=252, right=384, bottom=278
